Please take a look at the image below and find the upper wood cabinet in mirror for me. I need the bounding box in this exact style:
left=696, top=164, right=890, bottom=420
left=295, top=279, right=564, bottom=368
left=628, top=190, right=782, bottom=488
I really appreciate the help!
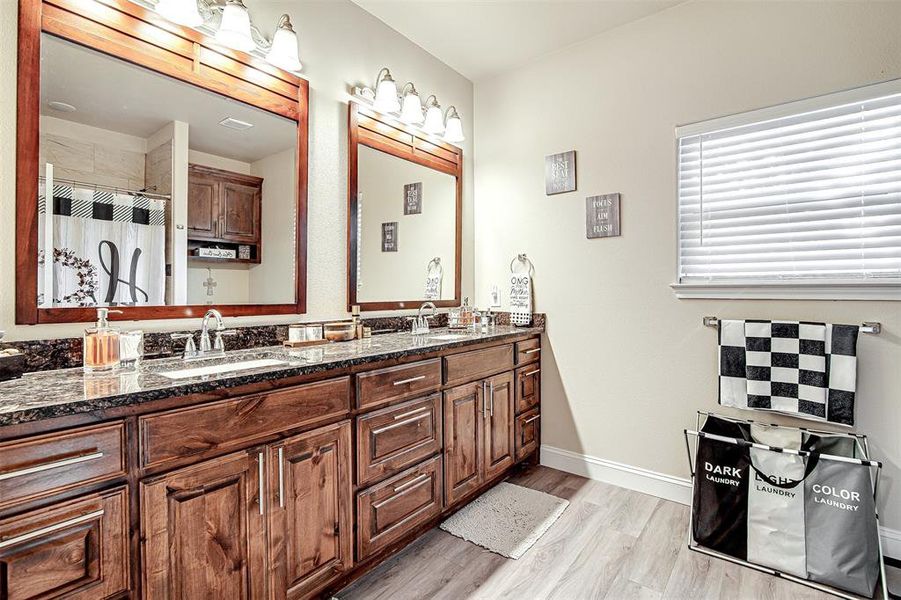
left=15, top=0, right=309, bottom=324
left=347, top=102, right=462, bottom=311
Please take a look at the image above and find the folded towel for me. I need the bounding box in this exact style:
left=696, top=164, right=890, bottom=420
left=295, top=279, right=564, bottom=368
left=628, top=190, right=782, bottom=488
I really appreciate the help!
left=718, top=319, right=859, bottom=426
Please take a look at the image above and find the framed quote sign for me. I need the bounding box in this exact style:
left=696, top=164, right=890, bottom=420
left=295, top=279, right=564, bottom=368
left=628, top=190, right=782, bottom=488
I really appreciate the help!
left=404, top=182, right=422, bottom=215
left=586, top=193, right=621, bottom=238
left=381, top=222, right=398, bottom=252
left=545, top=150, right=576, bottom=195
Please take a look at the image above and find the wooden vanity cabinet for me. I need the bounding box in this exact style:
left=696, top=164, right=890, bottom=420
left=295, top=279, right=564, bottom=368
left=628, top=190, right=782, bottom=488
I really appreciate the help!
left=187, top=164, right=262, bottom=246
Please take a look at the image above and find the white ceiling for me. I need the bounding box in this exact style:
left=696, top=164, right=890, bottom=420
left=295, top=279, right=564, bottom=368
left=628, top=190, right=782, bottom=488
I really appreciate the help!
left=40, top=35, right=296, bottom=164
left=352, top=0, right=683, bottom=81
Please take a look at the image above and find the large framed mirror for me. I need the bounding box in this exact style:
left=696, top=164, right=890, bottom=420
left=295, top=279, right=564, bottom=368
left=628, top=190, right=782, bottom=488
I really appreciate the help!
left=15, top=0, right=308, bottom=324
left=347, top=103, right=462, bottom=311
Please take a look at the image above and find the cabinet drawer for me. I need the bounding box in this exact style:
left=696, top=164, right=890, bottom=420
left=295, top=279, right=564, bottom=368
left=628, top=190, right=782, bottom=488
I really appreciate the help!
left=356, top=359, right=441, bottom=410
left=515, top=338, right=541, bottom=365
left=356, top=455, right=443, bottom=560
left=515, top=409, right=540, bottom=462
left=357, top=394, right=442, bottom=487
left=0, top=422, right=126, bottom=511
left=444, top=344, right=514, bottom=387
left=515, top=364, right=541, bottom=414
left=0, top=486, right=129, bottom=599
left=139, top=377, right=350, bottom=468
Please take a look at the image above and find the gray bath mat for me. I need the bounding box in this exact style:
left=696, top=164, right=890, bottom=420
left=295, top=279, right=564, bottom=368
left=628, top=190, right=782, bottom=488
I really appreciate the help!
left=439, top=482, right=569, bottom=559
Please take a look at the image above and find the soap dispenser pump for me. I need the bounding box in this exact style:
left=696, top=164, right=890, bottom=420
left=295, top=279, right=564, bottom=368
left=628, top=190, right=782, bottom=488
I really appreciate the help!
left=83, top=307, right=122, bottom=373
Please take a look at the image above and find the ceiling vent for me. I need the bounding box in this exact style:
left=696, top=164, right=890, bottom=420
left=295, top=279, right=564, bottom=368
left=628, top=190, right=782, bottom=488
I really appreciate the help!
left=218, top=117, right=254, bottom=131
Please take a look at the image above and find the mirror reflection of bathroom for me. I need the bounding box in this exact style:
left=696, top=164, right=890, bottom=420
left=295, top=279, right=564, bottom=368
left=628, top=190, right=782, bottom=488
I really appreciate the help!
left=355, top=145, right=457, bottom=303
left=37, top=34, right=297, bottom=309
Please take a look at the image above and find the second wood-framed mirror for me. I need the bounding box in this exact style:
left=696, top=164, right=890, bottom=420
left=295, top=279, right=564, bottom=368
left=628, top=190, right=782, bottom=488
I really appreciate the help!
left=347, top=102, right=462, bottom=311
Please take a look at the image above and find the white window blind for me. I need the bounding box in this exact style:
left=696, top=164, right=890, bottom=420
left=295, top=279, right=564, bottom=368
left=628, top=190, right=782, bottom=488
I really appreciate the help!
left=677, top=81, right=901, bottom=287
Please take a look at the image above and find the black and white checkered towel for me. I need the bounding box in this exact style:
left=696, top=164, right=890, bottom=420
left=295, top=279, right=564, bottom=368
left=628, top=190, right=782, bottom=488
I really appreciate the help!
left=719, top=319, right=859, bottom=426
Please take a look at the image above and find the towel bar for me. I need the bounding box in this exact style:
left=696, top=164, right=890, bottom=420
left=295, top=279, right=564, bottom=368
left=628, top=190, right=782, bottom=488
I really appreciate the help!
left=702, top=316, right=881, bottom=335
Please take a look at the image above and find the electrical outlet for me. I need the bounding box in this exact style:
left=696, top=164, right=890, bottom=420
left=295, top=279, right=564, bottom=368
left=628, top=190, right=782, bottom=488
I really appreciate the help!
left=489, top=284, right=501, bottom=308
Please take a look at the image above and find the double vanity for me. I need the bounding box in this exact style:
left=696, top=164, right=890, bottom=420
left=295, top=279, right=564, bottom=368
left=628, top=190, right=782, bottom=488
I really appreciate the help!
left=0, top=325, right=542, bottom=599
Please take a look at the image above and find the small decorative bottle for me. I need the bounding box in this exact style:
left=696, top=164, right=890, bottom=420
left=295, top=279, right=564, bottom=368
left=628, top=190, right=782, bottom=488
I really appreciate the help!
left=83, top=308, right=122, bottom=373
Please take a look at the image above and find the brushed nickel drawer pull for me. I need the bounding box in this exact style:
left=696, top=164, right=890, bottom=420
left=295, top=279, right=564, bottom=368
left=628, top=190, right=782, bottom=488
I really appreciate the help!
left=524, top=348, right=541, bottom=355
left=392, top=406, right=431, bottom=421
left=481, top=381, right=488, bottom=418
left=489, top=381, right=495, bottom=417
left=524, top=414, right=541, bottom=424
left=278, top=447, right=285, bottom=508
left=0, top=451, right=104, bottom=482
left=393, top=375, right=427, bottom=386
left=0, top=509, right=105, bottom=549
left=393, top=473, right=429, bottom=494
left=257, top=452, right=265, bottom=515
left=523, top=368, right=541, bottom=377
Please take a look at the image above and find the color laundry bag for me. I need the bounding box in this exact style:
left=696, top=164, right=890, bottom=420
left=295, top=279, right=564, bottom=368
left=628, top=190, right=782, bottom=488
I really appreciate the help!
left=805, top=457, right=880, bottom=597
left=692, top=417, right=750, bottom=560
left=747, top=425, right=808, bottom=577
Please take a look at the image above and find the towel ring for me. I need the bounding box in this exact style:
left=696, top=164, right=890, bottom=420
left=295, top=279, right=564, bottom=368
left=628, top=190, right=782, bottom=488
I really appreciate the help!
left=427, top=257, right=443, bottom=277
left=510, top=253, right=534, bottom=276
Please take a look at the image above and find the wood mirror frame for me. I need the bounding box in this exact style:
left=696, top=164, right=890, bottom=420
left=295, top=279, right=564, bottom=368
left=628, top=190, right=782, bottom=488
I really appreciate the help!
left=15, top=0, right=309, bottom=324
left=347, top=102, right=463, bottom=311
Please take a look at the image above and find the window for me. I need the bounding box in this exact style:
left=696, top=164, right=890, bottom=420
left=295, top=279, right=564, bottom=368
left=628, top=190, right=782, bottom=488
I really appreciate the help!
left=674, top=80, right=901, bottom=300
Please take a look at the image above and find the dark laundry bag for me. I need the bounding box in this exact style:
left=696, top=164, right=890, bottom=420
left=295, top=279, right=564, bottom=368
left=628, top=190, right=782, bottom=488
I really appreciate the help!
left=805, top=457, right=880, bottom=597
left=692, top=417, right=751, bottom=560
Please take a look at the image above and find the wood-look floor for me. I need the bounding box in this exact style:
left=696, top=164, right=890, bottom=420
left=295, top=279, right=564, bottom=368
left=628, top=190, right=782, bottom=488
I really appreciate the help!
left=336, top=465, right=847, bottom=600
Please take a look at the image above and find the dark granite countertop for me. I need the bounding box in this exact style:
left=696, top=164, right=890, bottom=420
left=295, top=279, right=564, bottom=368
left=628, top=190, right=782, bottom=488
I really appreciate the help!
left=0, top=326, right=542, bottom=427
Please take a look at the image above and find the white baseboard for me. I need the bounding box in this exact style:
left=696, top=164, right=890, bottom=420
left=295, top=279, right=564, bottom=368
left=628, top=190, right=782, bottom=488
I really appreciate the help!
left=539, top=444, right=900, bottom=560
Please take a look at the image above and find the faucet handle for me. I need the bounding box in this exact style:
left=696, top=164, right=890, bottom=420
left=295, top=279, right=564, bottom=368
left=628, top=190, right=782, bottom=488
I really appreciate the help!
left=171, top=332, right=197, bottom=356
left=213, top=329, right=237, bottom=351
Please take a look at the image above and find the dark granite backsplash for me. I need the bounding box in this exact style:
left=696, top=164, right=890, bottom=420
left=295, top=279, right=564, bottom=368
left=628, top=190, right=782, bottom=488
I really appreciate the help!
left=1, top=312, right=544, bottom=374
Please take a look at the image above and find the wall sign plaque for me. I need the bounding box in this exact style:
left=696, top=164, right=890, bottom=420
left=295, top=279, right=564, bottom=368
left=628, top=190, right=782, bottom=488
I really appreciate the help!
left=545, top=150, right=576, bottom=195
left=381, top=222, right=398, bottom=252
left=586, top=193, right=621, bottom=238
left=404, top=181, right=422, bottom=215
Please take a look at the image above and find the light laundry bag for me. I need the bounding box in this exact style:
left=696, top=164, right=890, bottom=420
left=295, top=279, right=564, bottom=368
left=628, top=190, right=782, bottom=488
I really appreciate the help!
left=747, top=424, right=808, bottom=578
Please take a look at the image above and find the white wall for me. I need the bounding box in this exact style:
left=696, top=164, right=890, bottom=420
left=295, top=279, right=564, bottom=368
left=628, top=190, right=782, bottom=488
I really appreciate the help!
left=473, top=0, right=901, bottom=532
left=0, top=0, right=473, bottom=339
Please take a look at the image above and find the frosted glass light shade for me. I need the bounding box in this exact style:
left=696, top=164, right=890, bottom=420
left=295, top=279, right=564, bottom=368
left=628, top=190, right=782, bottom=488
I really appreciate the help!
left=373, top=69, right=399, bottom=113
left=216, top=0, right=254, bottom=52
left=156, top=0, right=203, bottom=27
left=400, top=89, right=423, bottom=124
left=423, top=103, right=444, bottom=135
left=266, top=15, right=302, bottom=72
left=443, top=107, right=464, bottom=143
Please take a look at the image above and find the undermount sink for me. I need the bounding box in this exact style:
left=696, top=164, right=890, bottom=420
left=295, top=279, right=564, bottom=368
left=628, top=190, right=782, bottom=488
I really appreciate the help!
left=158, top=358, right=288, bottom=380
left=428, top=333, right=471, bottom=341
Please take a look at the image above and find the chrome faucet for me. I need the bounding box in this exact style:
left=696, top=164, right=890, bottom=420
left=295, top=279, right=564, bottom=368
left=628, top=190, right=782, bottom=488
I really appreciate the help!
left=411, top=302, right=438, bottom=335
left=171, top=308, right=236, bottom=359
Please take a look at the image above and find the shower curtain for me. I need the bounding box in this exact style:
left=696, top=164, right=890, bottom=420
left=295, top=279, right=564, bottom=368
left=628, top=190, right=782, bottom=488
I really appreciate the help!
left=38, top=183, right=166, bottom=307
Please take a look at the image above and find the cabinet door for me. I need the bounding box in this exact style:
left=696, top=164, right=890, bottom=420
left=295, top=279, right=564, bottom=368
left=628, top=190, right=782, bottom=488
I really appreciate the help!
left=268, top=421, right=352, bottom=599
left=484, top=371, right=515, bottom=480
left=443, top=382, right=484, bottom=506
left=515, top=364, right=541, bottom=414
left=220, top=181, right=261, bottom=243
left=0, top=487, right=129, bottom=600
left=141, top=450, right=266, bottom=600
left=187, top=176, right=219, bottom=240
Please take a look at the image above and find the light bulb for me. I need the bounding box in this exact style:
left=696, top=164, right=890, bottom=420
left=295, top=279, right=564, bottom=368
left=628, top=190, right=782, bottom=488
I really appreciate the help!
left=400, top=84, right=423, bottom=124
left=374, top=68, right=400, bottom=113
left=155, top=0, right=203, bottom=27
left=423, top=96, right=444, bottom=135
left=266, top=15, right=302, bottom=72
left=216, top=0, right=254, bottom=52
left=443, top=106, right=464, bottom=143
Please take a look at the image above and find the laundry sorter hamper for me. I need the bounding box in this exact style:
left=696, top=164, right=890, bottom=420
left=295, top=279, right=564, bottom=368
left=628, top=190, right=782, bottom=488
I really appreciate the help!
left=684, top=412, right=888, bottom=600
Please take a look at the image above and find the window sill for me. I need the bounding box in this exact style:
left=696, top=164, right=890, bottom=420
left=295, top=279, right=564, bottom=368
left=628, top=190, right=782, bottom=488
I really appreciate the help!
left=670, top=282, right=901, bottom=301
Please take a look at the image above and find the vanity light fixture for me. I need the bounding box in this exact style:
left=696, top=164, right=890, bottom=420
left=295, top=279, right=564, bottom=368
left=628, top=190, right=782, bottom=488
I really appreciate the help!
left=373, top=68, right=400, bottom=113
left=400, top=83, right=424, bottom=125
left=422, top=95, right=445, bottom=135
left=154, top=0, right=203, bottom=27
left=215, top=0, right=254, bottom=52
left=443, top=106, right=465, bottom=143
left=265, top=15, right=303, bottom=72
